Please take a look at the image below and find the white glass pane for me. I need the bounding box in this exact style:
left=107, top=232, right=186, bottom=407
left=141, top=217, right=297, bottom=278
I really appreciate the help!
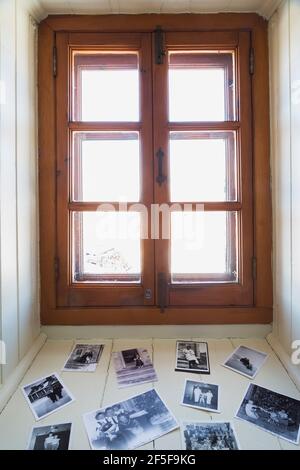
left=169, top=68, right=225, bottom=121
left=170, top=132, right=236, bottom=202
left=171, top=211, right=237, bottom=282
left=73, top=133, right=140, bottom=202
left=73, top=212, right=141, bottom=282
left=81, top=69, right=139, bottom=121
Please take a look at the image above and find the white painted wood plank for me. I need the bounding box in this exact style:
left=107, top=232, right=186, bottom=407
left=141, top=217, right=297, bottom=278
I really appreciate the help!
left=153, top=338, right=212, bottom=450
left=231, top=338, right=300, bottom=450
left=101, top=339, right=154, bottom=450
left=0, top=339, right=112, bottom=450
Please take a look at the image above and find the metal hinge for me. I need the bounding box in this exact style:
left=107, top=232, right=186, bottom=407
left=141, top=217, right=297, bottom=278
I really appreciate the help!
left=249, top=47, right=254, bottom=75
left=54, top=256, right=60, bottom=281
left=154, top=26, right=165, bottom=65
left=252, top=257, right=257, bottom=280
left=53, top=45, right=57, bottom=78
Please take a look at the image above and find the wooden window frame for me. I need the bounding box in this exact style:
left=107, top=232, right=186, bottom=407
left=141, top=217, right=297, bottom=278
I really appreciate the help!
left=39, top=14, right=272, bottom=325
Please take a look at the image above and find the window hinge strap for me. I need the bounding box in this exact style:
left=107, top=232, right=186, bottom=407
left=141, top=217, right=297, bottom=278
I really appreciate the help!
left=54, top=256, right=60, bottom=281
left=249, top=47, right=254, bottom=75
left=53, top=45, right=57, bottom=78
left=154, top=26, right=165, bottom=65
left=252, top=256, right=257, bottom=280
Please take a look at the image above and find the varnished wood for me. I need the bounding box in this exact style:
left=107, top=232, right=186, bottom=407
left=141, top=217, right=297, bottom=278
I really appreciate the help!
left=42, top=306, right=272, bottom=325
left=39, top=13, right=272, bottom=325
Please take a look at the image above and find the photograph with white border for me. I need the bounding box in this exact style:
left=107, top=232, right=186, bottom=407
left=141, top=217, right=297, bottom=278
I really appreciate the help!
left=223, top=345, right=268, bottom=379
left=175, top=340, right=210, bottom=374
left=62, top=343, right=104, bottom=372
left=83, top=388, right=178, bottom=450
left=113, top=347, right=158, bottom=388
left=235, top=383, right=300, bottom=444
left=22, top=373, right=75, bottom=421
left=27, top=422, right=72, bottom=450
left=181, top=379, right=220, bottom=413
left=181, top=421, right=239, bottom=450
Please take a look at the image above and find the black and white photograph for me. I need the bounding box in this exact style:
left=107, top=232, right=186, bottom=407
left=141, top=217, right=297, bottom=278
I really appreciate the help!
left=83, top=388, right=178, bottom=450
left=236, top=383, right=300, bottom=444
left=113, top=348, right=158, bottom=388
left=175, top=341, right=210, bottom=374
left=181, top=421, right=239, bottom=450
left=223, top=345, right=268, bottom=379
left=22, top=373, right=75, bottom=421
left=62, top=343, right=104, bottom=372
left=27, top=423, right=72, bottom=450
left=181, top=379, right=220, bottom=413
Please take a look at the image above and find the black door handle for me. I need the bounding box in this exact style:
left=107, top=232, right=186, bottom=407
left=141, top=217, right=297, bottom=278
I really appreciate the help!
left=156, top=147, right=167, bottom=186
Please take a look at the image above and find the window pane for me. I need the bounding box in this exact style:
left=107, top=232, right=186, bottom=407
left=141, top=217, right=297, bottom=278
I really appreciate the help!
left=170, top=131, right=236, bottom=202
left=72, top=132, right=140, bottom=202
left=73, top=212, right=141, bottom=283
left=73, top=53, right=139, bottom=121
left=168, top=52, right=234, bottom=121
left=171, top=211, right=238, bottom=283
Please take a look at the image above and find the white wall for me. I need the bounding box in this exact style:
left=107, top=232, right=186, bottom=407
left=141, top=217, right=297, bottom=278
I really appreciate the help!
left=0, top=0, right=42, bottom=384
left=270, top=0, right=300, bottom=356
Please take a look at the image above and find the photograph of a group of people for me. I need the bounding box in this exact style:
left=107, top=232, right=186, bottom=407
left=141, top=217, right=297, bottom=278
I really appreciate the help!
left=236, top=384, right=300, bottom=444
left=182, top=421, right=239, bottom=450
left=175, top=341, right=210, bottom=373
left=83, top=389, right=178, bottom=450
left=22, top=373, right=74, bottom=420
left=113, top=348, right=158, bottom=388
left=182, top=379, right=219, bottom=413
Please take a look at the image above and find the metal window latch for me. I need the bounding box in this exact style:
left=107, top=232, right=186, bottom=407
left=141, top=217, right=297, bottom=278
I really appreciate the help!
left=157, top=273, right=168, bottom=313
left=154, top=26, right=165, bottom=65
left=156, top=147, right=167, bottom=186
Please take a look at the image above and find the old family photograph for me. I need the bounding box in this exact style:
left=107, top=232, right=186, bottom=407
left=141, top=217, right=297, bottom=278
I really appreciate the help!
left=83, top=389, right=178, bottom=450
left=63, top=344, right=104, bottom=372
left=19, top=341, right=300, bottom=449
left=175, top=341, right=210, bottom=374
left=182, top=422, right=239, bottom=450
left=113, top=348, right=158, bottom=387
left=27, top=423, right=72, bottom=450
left=182, top=380, right=220, bottom=413
left=22, top=373, right=74, bottom=420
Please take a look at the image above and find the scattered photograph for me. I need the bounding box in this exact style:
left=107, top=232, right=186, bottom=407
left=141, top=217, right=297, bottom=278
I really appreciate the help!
left=223, top=345, right=268, bottom=379
left=62, top=343, right=104, bottom=372
left=27, top=423, right=72, bottom=450
left=175, top=341, right=210, bottom=374
left=181, top=421, right=239, bottom=450
left=22, top=373, right=75, bottom=421
left=181, top=379, right=220, bottom=413
left=83, top=388, right=178, bottom=450
left=236, top=383, right=300, bottom=444
left=113, top=348, right=158, bottom=388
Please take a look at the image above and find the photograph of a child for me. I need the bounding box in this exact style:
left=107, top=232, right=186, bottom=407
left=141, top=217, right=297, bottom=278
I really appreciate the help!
left=83, top=389, right=178, bottom=450
left=27, top=423, right=72, bottom=450
left=113, top=348, right=158, bottom=388
left=236, top=383, right=300, bottom=444
left=63, top=343, right=104, bottom=372
left=175, top=341, right=210, bottom=374
left=223, top=345, right=268, bottom=379
left=182, top=379, right=220, bottom=413
left=181, top=421, right=239, bottom=450
left=22, top=373, right=74, bottom=420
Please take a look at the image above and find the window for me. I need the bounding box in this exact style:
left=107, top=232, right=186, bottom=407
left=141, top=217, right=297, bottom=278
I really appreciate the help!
left=39, top=15, right=272, bottom=324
